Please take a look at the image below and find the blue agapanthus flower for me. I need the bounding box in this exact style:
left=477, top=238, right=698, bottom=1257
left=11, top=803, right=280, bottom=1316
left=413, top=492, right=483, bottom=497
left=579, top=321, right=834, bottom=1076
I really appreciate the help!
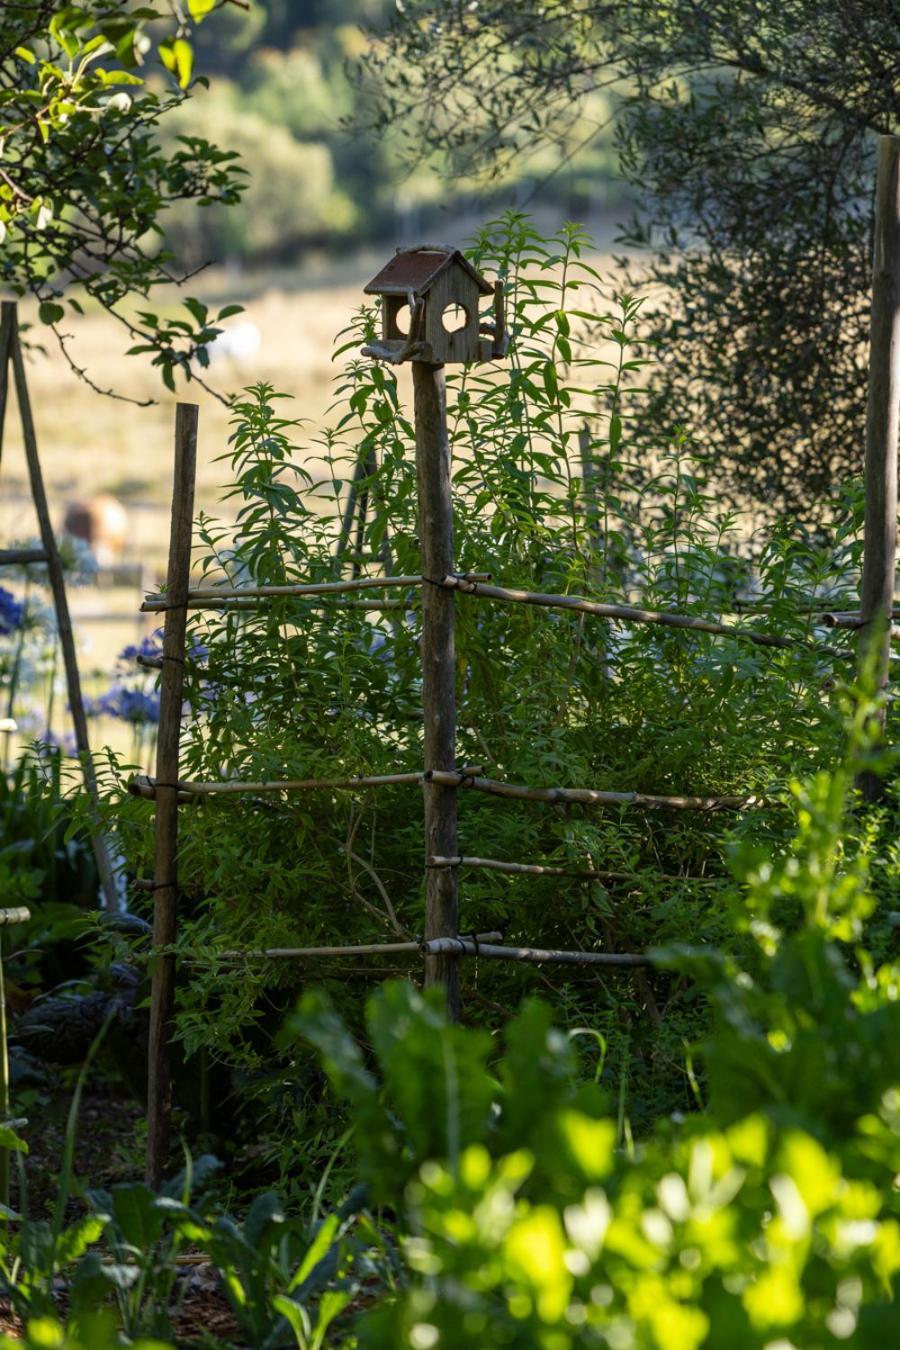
left=85, top=683, right=161, bottom=724
left=118, top=687, right=161, bottom=724
left=0, top=587, right=25, bottom=636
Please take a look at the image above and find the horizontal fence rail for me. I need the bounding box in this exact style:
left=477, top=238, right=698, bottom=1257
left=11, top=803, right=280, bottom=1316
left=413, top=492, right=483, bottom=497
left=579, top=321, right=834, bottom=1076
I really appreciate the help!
left=128, top=767, right=754, bottom=811
left=195, top=931, right=504, bottom=962
left=0, top=548, right=47, bottom=566
left=141, top=572, right=491, bottom=612
left=425, top=770, right=758, bottom=812
left=427, top=855, right=722, bottom=884
left=422, top=937, right=652, bottom=967
left=437, top=576, right=851, bottom=657
left=128, top=766, right=483, bottom=800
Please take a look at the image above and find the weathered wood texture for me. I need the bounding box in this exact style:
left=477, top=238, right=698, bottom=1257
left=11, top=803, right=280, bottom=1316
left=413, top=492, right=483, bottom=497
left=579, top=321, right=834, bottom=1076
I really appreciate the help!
left=141, top=572, right=490, bottom=611
left=204, top=933, right=503, bottom=962
left=3, top=303, right=118, bottom=910
left=423, top=266, right=482, bottom=364
left=0, top=306, right=13, bottom=469
left=425, top=770, right=755, bottom=812
left=414, top=360, right=460, bottom=1015
left=427, top=855, right=719, bottom=884
left=858, top=136, right=900, bottom=802
left=422, top=937, right=651, bottom=967
left=438, top=576, right=849, bottom=656
left=146, top=403, right=198, bottom=1189
left=0, top=548, right=48, bottom=566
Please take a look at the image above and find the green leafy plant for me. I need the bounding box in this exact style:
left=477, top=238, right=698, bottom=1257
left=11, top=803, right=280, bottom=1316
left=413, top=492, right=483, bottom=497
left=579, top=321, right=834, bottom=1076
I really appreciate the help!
left=290, top=706, right=900, bottom=1346
left=0, top=1, right=246, bottom=395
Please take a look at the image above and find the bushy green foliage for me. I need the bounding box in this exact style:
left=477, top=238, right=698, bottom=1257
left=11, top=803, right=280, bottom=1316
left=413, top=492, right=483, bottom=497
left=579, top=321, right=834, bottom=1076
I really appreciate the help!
left=6, top=715, right=898, bottom=1345
left=291, top=716, right=900, bottom=1346
left=0, top=1, right=247, bottom=392
left=1, top=1145, right=366, bottom=1348
left=100, top=216, right=883, bottom=1172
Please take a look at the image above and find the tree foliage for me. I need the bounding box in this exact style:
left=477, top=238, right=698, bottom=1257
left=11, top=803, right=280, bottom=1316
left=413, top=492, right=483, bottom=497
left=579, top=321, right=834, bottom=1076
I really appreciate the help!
left=0, top=1, right=246, bottom=397
left=362, top=0, right=896, bottom=514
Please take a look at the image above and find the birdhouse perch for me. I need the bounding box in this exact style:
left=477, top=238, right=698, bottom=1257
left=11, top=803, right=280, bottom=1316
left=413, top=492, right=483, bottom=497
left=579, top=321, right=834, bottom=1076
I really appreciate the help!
left=362, top=244, right=507, bottom=365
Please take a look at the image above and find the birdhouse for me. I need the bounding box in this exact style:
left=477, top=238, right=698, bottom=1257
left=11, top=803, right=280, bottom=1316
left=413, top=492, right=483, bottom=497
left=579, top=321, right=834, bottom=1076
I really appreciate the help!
left=362, top=245, right=506, bottom=365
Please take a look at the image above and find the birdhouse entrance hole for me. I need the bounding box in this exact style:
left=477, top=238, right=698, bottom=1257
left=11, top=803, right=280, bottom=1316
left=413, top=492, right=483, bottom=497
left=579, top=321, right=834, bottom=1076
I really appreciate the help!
left=441, top=302, right=469, bottom=334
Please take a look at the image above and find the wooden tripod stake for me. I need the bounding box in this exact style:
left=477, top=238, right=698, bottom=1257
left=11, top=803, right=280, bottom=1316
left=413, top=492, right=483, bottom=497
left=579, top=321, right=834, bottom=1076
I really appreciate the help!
left=858, top=136, right=900, bottom=801
left=414, top=360, right=460, bottom=1015
left=0, top=302, right=117, bottom=909
left=146, top=403, right=197, bottom=1188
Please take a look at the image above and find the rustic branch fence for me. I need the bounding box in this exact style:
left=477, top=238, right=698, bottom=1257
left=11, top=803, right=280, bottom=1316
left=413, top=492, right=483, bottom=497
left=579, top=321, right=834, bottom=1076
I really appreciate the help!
left=131, top=218, right=894, bottom=1184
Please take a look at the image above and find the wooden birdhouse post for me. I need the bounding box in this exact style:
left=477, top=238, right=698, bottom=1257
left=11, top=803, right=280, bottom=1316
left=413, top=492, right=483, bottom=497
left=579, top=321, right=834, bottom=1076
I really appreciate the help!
left=362, top=245, right=507, bottom=1016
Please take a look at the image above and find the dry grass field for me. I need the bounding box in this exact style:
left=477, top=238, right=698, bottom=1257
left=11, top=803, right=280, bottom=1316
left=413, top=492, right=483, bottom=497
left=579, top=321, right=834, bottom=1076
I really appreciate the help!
left=1, top=252, right=390, bottom=551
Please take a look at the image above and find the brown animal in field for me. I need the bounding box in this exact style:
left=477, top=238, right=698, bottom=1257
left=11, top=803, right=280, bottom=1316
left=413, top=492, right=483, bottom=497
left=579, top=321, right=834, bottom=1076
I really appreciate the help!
left=62, top=494, right=128, bottom=566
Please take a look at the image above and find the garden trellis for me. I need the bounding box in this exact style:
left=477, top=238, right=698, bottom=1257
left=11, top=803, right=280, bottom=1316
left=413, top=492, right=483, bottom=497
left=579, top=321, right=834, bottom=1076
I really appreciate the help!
left=124, top=237, right=898, bottom=1188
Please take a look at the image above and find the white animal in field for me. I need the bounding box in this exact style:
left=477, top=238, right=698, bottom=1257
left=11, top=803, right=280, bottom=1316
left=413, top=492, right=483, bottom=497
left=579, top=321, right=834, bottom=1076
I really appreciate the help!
left=62, top=494, right=128, bottom=566
left=207, top=321, right=261, bottom=367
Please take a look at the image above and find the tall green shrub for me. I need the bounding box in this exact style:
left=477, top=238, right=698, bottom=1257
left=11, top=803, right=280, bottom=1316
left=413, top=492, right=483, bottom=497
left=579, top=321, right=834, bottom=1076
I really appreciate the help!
left=112, top=216, right=872, bottom=1169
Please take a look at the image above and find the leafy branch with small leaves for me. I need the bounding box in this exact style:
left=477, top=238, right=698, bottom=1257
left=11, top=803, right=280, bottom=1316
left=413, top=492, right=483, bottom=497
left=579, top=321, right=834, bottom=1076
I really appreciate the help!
left=0, top=0, right=248, bottom=401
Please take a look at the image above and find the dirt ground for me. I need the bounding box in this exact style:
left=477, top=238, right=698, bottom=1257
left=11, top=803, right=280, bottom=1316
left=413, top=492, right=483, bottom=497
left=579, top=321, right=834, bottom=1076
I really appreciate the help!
left=5, top=1073, right=246, bottom=1346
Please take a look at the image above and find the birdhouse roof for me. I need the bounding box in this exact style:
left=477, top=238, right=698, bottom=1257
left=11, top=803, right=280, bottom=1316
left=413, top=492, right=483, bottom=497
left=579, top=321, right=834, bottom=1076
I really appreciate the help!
left=364, top=247, right=493, bottom=298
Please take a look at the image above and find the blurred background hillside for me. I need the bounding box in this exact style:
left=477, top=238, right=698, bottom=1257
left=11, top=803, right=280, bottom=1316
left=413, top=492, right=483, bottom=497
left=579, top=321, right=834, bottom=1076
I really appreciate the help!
left=162, top=0, right=622, bottom=268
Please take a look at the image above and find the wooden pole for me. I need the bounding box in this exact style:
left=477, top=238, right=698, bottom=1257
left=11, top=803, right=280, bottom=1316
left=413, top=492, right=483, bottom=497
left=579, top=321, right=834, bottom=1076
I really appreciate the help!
left=0, top=548, right=48, bottom=566
left=146, top=403, right=197, bottom=1189
left=129, top=768, right=422, bottom=799
left=0, top=931, right=9, bottom=1211
left=0, top=305, right=13, bottom=470
left=197, top=932, right=504, bottom=962
left=426, top=769, right=755, bottom=812
left=437, top=577, right=849, bottom=657
left=578, top=424, right=603, bottom=567
left=351, top=449, right=377, bottom=580
left=427, top=855, right=720, bottom=884
left=141, top=573, right=490, bottom=609
left=335, top=452, right=368, bottom=564
left=422, top=937, right=651, bottom=967
left=413, top=360, right=459, bottom=1016
left=5, top=304, right=118, bottom=910
left=858, top=136, right=900, bottom=802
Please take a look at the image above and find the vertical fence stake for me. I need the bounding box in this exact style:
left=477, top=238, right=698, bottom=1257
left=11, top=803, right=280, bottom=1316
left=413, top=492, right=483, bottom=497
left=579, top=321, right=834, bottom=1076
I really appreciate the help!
left=413, top=361, right=459, bottom=1018
left=858, top=136, right=900, bottom=802
left=3, top=303, right=119, bottom=909
left=146, top=403, right=197, bottom=1189
left=0, top=305, right=13, bottom=470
